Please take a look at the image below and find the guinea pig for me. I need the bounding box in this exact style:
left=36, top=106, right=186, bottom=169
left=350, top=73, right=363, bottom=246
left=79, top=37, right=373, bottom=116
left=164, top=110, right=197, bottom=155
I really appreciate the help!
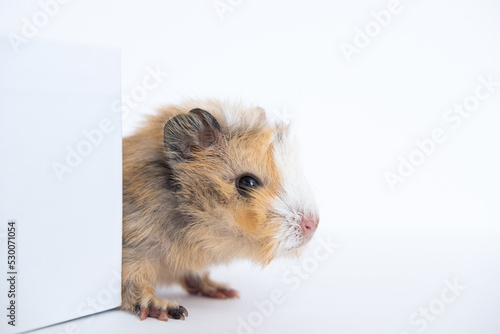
left=121, top=100, right=319, bottom=321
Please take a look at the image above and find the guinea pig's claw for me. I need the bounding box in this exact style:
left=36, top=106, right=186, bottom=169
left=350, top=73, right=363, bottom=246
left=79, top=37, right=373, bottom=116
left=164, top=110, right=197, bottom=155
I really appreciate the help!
left=222, top=288, right=240, bottom=299
left=170, top=305, right=188, bottom=320
left=138, top=305, right=188, bottom=321
left=139, top=308, right=149, bottom=321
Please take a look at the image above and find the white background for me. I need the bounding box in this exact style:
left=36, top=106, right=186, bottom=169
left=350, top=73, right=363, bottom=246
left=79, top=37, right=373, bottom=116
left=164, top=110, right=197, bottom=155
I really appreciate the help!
left=1, top=0, right=500, bottom=333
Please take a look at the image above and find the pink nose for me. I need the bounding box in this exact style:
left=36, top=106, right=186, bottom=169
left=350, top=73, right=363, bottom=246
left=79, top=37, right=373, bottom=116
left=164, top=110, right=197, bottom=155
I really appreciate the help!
left=301, top=214, right=319, bottom=237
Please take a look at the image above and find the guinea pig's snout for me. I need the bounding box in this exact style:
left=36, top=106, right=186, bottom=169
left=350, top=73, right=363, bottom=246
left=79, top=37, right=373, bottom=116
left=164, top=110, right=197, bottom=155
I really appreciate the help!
left=300, top=214, right=319, bottom=239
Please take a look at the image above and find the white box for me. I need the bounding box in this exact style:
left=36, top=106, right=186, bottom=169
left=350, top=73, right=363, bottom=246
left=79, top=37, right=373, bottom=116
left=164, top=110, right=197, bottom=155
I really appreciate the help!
left=0, top=39, right=122, bottom=333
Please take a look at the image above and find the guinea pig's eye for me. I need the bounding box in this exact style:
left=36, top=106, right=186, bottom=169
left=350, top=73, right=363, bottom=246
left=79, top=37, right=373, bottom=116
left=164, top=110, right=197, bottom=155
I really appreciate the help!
left=236, top=174, right=261, bottom=196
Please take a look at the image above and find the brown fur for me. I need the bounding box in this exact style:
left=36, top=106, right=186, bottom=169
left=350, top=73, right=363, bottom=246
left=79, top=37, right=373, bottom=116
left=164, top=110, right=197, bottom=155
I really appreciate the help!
left=121, top=100, right=289, bottom=319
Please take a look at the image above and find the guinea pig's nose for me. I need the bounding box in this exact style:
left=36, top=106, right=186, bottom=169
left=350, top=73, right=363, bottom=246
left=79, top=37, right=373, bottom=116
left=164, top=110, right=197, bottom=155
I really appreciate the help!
left=300, top=214, right=319, bottom=236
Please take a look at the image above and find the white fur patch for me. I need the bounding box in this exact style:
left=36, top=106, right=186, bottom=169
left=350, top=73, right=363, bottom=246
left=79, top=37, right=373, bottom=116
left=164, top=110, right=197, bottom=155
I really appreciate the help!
left=218, top=101, right=267, bottom=133
left=270, top=129, right=319, bottom=252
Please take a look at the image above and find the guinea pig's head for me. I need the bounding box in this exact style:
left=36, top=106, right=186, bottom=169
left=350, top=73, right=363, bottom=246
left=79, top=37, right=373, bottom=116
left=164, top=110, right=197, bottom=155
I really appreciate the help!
left=163, top=105, right=319, bottom=266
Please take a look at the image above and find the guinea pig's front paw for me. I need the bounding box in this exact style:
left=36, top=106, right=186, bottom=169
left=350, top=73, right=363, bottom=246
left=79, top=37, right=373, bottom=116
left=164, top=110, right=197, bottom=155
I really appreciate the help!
left=182, top=273, right=239, bottom=299
left=135, top=303, right=188, bottom=321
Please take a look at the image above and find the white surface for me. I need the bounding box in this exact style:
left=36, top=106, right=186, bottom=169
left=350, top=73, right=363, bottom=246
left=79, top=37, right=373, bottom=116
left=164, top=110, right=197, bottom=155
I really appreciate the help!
left=0, top=39, right=122, bottom=333
left=23, top=227, right=500, bottom=334
left=1, top=0, right=500, bottom=333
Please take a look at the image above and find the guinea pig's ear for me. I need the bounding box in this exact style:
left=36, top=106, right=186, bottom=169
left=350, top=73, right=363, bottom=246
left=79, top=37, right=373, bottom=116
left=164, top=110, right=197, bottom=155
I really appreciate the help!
left=163, top=108, right=223, bottom=162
